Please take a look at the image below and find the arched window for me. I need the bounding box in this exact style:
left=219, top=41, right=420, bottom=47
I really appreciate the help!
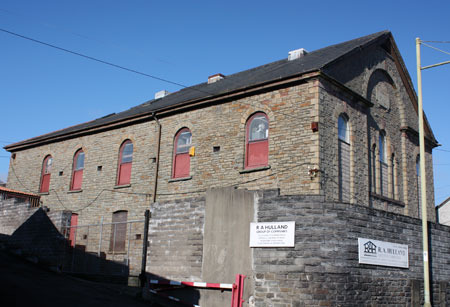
left=71, top=149, right=84, bottom=191
left=39, top=155, right=53, bottom=193
left=245, top=112, right=269, bottom=169
left=172, top=128, right=192, bottom=178
left=338, top=115, right=350, bottom=202
left=110, top=210, right=128, bottom=252
left=371, top=144, right=377, bottom=193
left=379, top=131, right=388, bottom=196
left=390, top=154, right=397, bottom=200
left=117, top=140, right=133, bottom=185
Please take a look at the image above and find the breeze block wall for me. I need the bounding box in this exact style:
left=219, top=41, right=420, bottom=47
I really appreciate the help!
left=253, top=190, right=450, bottom=306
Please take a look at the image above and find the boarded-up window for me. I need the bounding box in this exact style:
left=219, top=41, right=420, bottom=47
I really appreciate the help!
left=172, top=128, right=192, bottom=178
left=245, top=112, right=269, bottom=169
left=338, top=115, right=350, bottom=202
left=40, top=155, right=53, bottom=193
left=117, top=140, right=133, bottom=185
left=71, top=149, right=84, bottom=191
left=110, top=211, right=127, bottom=252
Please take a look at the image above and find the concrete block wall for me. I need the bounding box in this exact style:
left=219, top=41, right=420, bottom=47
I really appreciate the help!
left=147, top=197, right=205, bottom=281
left=252, top=190, right=450, bottom=306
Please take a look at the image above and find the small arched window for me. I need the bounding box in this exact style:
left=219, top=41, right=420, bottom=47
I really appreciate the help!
left=379, top=131, right=387, bottom=164
left=117, top=140, right=133, bottom=186
left=245, top=112, right=269, bottom=169
left=338, top=115, right=350, bottom=202
left=71, top=149, right=84, bottom=191
left=379, top=131, right=388, bottom=196
left=371, top=144, right=377, bottom=192
left=390, top=154, right=397, bottom=200
left=338, top=115, right=349, bottom=143
left=40, top=155, right=53, bottom=193
left=172, top=128, right=192, bottom=178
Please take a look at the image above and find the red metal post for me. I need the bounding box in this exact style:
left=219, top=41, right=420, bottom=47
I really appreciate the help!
left=231, top=274, right=245, bottom=307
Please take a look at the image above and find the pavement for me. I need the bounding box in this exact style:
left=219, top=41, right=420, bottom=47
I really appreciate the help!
left=0, top=250, right=154, bottom=307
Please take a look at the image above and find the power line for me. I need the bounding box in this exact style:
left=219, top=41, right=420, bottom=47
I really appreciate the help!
left=421, top=42, right=450, bottom=57
left=421, top=40, right=450, bottom=44
left=0, top=27, right=213, bottom=96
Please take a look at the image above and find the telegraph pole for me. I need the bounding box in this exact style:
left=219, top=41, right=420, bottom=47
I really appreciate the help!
left=416, top=37, right=431, bottom=307
left=416, top=37, right=450, bottom=306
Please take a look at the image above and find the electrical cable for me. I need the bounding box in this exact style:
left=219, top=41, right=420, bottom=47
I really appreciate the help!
left=421, top=40, right=450, bottom=44
left=421, top=42, right=450, bottom=57
left=0, top=28, right=214, bottom=96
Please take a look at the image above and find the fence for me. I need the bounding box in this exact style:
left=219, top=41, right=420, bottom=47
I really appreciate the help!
left=60, top=217, right=146, bottom=278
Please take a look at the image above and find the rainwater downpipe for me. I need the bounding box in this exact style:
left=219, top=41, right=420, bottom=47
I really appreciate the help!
left=140, top=112, right=161, bottom=287
left=152, top=112, right=161, bottom=203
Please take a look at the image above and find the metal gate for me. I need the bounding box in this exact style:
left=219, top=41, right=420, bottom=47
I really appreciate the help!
left=61, top=217, right=146, bottom=277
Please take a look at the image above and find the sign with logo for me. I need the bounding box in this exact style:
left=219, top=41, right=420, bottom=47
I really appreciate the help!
left=358, top=238, right=409, bottom=268
left=249, top=222, right=295, bottom=247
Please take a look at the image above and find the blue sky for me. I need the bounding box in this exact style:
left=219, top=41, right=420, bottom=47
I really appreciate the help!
left=1, top=1, right=450, bottom=204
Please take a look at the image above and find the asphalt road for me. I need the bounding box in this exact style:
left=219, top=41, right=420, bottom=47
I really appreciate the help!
left=0, top=250, right=153, bottom=307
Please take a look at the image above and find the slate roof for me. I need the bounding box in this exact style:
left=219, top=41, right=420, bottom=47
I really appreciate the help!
left=5, top=31, right=391, bottom=150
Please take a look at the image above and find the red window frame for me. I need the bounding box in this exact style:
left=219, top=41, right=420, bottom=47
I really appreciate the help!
left=117, top=140, right=133, bottom=186
left=39, top=155, right=53, bottom=193
left=70, top=149, right=84, bottom=191
left=69, top=213, right=78, bottom=247
left=245, top=112, right=269, bottom=169
left=172, top=128, right=192, bottom=179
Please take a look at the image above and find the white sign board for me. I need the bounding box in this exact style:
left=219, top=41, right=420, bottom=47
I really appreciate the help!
left=249, top=221, right=295, bottom=247
left=358, top=238, right=409, bottom=268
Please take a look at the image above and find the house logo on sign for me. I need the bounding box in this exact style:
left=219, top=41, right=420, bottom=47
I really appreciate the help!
left=364, top=241, right=377, bottom=254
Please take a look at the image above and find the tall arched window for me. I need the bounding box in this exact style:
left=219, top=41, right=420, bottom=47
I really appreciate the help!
left=390, top=154, right=397, bottom=200
left=245, top=112, right=269, bottom=169
left=379, top=131, right=388, bottom=196
left=39, top=155, right=53, bottom=193
left=371, top=144, right=377, bottom=193
left=117, top=140, right=133, bottom=185
left=172, top=128, right=192, bottom=178
left=338, top=115, right=350, bottom=202
left=71, top=149, right=84, bottom=191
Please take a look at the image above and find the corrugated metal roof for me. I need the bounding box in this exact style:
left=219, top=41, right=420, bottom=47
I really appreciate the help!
left=0, top=186, right=40, bottom=198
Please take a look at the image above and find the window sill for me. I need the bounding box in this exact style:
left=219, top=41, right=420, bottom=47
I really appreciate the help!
left=68, top=189, right=83, bottom=194
left=371, top=192, right=405, bottom=207
left=107, top=251, right=127, bottom=255
left=168, top=176, right=192, bottom=183
left=239, top=165, right=271, bottom=174
left=114, top=184, right=131, bottom=189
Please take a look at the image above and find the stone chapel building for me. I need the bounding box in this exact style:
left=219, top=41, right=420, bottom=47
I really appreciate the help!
left=4, top=31, right=447, bottom=306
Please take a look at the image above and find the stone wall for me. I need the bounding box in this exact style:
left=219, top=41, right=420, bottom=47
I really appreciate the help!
left=0, top=197, right=70, bottom=235
left=253, top=190, right=450, bottom=306
left=319, top=43, right=436, bottom=221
